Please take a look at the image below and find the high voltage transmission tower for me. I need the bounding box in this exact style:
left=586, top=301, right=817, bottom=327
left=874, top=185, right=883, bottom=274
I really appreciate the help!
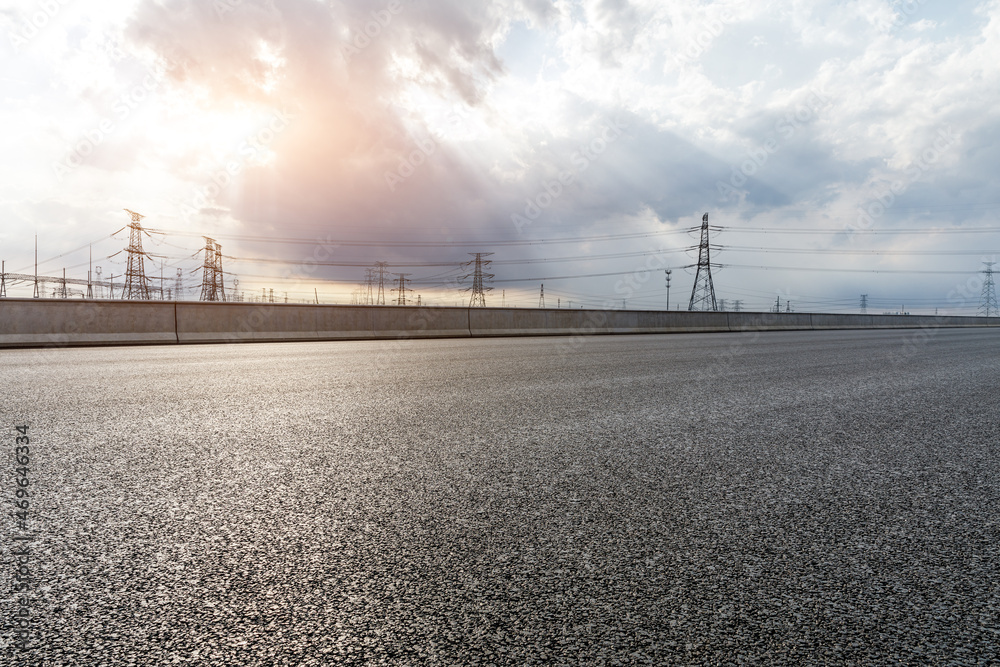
left=364, top=268, right=375, bottom=305
left=373, top=262, right=389, bottom=305
left=688, top=212, right=717, bottom=311
left=392, top=272, right=413, bottom=305
left=199, top=237, right=227, bottom=301
left=462, top=252, right=494, bottom=307
left=860, top=294, right=868, bottom=314
left=980, top=262, right=998, bottom=317
left=122, top=209, right=152, bottom=300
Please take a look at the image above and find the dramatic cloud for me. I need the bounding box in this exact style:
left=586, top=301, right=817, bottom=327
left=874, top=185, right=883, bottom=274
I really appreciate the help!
left=1, top=0, right=998, bottom=310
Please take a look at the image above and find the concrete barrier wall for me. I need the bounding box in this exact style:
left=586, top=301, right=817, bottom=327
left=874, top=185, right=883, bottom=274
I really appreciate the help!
left=371, top=306, right=470, bottom=339
left=0, top=298, right=995, bottom=348
left=0, top=299, right=176, bottom=347
left=729, top=312, right=814, bottom=331
left=809, top=314, right=873, bottom=330
left=176, top=302, right=377, bottom=343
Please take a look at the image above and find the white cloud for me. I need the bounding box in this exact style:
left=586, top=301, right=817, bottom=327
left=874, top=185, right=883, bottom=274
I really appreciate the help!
left=1, top=0, right=998, bottom=309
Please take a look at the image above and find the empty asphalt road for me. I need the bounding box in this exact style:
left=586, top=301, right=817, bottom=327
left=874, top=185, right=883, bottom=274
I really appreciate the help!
left=1, top=328, right=998, bottom=664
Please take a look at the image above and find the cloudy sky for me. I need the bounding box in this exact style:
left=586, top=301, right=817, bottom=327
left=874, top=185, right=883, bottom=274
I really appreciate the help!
left=1, top=0, right=998, bottom=312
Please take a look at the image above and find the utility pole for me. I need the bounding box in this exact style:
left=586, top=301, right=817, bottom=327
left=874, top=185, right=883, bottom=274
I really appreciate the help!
left=87, top=245, right=93, bottom=298
left=774, top=296, right=781, bottom=313
left=462, top=252, right=494, bottom=307
left=33, top=234, right=38, bottom=298
left=175, top=268, right=182, bottom=301
left=538, top=283, right=545, bottom=308
left=980, top=262, right=998, bottom=317
left=123, top=209, right=152, bottom=300
left=665, top=268, right=672, bottom=311
left=688, top=212, right=717, bottom=311
left=1, top=260, right=6, bottom=298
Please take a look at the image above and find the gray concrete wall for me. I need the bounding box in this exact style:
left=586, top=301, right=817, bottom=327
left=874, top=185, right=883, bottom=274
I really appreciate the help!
left=0, top=299, right=176, bottom=347
left=0, top=298, right=995, bottom=348
left=177, top=302, right=376, bottom=343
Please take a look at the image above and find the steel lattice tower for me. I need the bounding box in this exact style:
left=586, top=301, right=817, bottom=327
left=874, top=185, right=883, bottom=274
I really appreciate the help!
left=980, top=262, right=998, bottom=317
left=364, top=268, right=375, bottom=305
left=860, top=294, right=868, bottom=314
left=374, top=262, right=389, bottom=305
left=688, top=212, right=717, bottom=311
left=214, top=242, right=226, bottom=301
left=392, top=272, right=412, bottom=305
left=199, top=237, right=226, bottom=301
left=123, top=209, right=152, bottom=300
left=462, top=252, right=494, bottom=307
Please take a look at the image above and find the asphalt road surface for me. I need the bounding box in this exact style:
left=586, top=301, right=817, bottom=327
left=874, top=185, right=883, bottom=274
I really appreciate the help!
left=1, top=328, right=999, bottom=665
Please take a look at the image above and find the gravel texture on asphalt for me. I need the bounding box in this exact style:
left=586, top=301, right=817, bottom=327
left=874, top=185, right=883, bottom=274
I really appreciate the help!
left=1, top=328, right=999, bottom=665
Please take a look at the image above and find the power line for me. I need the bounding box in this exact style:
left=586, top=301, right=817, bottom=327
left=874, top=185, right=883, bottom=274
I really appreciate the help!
left=712, top=244, right=1000, bottom=256
left=712, top=224, right=1000, bottom=235
left=143, top=226, right=700, bottom=249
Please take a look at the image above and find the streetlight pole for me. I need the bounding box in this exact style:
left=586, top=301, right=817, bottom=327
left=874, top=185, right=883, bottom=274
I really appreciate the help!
left=665, top=269, right=672, bottom=311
